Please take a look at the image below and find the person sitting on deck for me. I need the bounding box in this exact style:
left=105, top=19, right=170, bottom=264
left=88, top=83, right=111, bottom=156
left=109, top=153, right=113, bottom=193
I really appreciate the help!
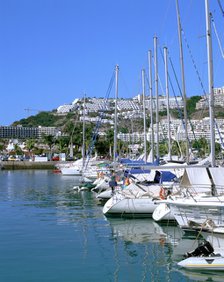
left=109, top=171, right=118, bottom=195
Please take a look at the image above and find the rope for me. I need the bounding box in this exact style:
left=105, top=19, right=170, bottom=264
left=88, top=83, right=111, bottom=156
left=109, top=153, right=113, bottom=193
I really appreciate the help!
left=217, top=0, right=224, bottom=17
left=212, top=15, right=224, bottom=58
left=182, top=27, right=224, bottom=149
left=83, top=69, right=115, bottom=171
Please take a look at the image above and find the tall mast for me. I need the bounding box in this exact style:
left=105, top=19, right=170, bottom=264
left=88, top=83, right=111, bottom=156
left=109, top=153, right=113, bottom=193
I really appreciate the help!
left=154, top=36, right=160, bottom=161
left=164, top=47, right=172, bottom=160
left=176, top=0, right=189, bottom=163
left=82, top=93, right=86, bottom=170
left=205, top=0, right=215, bottom=167
left=142, top=69, right=147, bottom=163
left=148, top=50, right=154, bottom=162
left=113, top=65, right=119, bottom=163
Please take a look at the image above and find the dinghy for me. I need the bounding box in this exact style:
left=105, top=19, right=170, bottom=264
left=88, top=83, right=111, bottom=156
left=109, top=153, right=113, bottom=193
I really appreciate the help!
left=178, top=240, right=224, bottom=271
left=178, top=256, right=224, bottom=271
left=152, top=203, right=173, bottom=222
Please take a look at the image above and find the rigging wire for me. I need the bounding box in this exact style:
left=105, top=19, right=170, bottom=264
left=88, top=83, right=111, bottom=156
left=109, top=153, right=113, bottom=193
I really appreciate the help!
left=144, top=63, right=168, bottom=152
left=217, top=0, right=224, bottom=17
left=145, top=51, right=192, bottom=158
left=83, top=69, right=115, bottom=170
left=164, top=51, right=194, bottom=151
left=211, top=15, right=224, bottom=58
left=166, top=53, right=195, bottom=153
left=182, top=26, right=224, bottom=149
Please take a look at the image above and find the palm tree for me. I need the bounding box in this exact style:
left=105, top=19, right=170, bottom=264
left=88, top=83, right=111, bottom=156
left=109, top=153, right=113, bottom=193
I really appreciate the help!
left=25, top=139, right=36, bottom=159
left=55, top=136, right=69, bottom=153
left=106, top=128, right=114, bottom=159
left=42, top=135, right=55, bottom=159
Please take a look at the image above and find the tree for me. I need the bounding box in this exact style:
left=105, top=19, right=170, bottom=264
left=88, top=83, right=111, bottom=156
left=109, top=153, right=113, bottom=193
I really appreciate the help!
left=55, top=136, right=70, bottom=153
left=186, top=96, right=201, bottom=116
left=42, top=135, right=55, bottom=158
left=14, top=144, right=23, bottom=155
left=0, top=143, right=5, bottom=154
left=94, top=139, right=110, bottom=157
left=215, top=142, right=221, bottom=158
left=106, top=128, right=114, bottom=158
left=171, top=140, right=182, bottom=157
left=159, top=142, right=168, bottom=157
left=25, top=139, right=36, bottom=157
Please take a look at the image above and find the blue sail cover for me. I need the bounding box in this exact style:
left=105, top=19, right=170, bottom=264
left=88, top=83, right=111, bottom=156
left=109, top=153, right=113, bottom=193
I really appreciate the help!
left=160, top=171, right=177, bottom=181
left=120, top=158, right=159, bottom=166
left=124, top=169, right=177, bottom=182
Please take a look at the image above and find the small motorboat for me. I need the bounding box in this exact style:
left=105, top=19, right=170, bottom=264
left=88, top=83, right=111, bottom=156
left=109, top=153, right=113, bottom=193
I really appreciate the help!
left=178, top=256, right=224, bottom=271
left=178, top=240, right=224, bottom=271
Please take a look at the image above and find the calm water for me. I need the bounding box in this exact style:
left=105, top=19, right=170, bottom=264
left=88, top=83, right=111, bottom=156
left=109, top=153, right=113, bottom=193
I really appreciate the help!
left=0, top=170, right=224, bottom=282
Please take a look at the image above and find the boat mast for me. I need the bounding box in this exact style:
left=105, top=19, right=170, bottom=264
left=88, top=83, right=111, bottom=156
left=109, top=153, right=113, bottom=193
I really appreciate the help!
left=205, top=0, right=215, bottom=167
left=176, top=0, right=189, bottom=163
left=113, top=65, right=119, bottom=163
left=148, top=50, right=154, bottom=162
left=164, top=47, right=172, bottom=160
left=154, top=36, right=160, bottom=161
left=82, top=93, right=86, bottom=170
left=142, top=69, right=147, bottom=163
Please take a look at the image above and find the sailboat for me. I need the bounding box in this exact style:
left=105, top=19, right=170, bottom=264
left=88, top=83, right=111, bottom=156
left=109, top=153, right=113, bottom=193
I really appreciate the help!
left=168, top=0, right=224, bottom=271
left=102, top=169, right=178, bottom=218
left=60, top=158, right=82, bottom=176
left=158, top=0, right=224, bottom=234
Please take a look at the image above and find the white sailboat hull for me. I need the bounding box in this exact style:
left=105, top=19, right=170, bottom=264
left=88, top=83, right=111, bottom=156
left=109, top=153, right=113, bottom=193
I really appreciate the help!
left=103, top=194, right=174, bottom=219
left=178, top=256, right=224, bottom=270
left=166, top=196, right=224, bottom=231
left=96, top=189, right=112, bottom=200
left=60, top=167, right=81, bottom=176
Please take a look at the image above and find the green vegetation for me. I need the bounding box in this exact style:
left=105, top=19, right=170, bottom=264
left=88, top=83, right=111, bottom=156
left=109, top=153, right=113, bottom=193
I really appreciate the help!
left=13, top=112, right=61, bottom=127
left=1, top=95, right=223, bottom=160
left=186, top=96, right=201, bottom=116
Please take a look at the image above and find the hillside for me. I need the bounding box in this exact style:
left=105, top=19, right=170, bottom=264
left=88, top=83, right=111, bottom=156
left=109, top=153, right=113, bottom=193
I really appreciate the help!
left=12, top=111, right=80, bottom=129
left=11, top=96, right=223, bottom=130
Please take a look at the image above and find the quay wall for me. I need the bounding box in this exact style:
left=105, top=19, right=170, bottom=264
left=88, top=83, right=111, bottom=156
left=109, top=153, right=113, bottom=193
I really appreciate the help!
left=0, top=161, right=64, bottom=170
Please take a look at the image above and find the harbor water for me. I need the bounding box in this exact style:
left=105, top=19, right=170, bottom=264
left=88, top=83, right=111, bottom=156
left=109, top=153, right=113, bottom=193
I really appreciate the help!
left=1, top=170, right=224, bottom=282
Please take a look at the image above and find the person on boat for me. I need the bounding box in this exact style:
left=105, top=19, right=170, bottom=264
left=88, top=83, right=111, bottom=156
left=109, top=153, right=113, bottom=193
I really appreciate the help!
left=109, top=171, right=117, bottom=195
left=184, top=240, right=214, bottom=258
left=124, top=176, right=130, bottom=186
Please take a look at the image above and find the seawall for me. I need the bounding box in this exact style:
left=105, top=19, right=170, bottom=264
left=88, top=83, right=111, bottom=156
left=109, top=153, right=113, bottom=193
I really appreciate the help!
left=0, top=161, right=62, bottom=170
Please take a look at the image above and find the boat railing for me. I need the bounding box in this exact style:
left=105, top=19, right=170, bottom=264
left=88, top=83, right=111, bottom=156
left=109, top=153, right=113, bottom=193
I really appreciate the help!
left=214, top=185, right=224, bottom=196
left=182, top=184, right=213, bottom=193
left=179, top=184, right=224, bottom=203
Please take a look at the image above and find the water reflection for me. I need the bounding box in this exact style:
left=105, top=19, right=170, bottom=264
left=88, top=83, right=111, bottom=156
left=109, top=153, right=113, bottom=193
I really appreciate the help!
left=2, top=170, right=223, bottom=281
left=107, top=217, right=183, bottom=245
left=1, top=170, right=80, bottom=201
left=178, top=268, right=224, bottom=282
left=106, top=218, right=181, bottom=281
left=106, top=217, right=224, bottom=281
left=0, top=170, right=102, bottom=224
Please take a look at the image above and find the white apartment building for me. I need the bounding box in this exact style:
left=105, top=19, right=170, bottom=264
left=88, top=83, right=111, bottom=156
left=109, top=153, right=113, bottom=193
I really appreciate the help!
left=57, top=96, right=183, bottom=115
left=117, top=117, right=224, bottom=149
left=196, top=86, right=224, bottom=109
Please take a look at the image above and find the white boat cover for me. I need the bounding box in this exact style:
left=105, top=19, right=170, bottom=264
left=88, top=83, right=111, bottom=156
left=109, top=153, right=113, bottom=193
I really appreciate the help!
left=180, top=167, right=211, bottom=193
left=209, top=167, right=224, bottom=194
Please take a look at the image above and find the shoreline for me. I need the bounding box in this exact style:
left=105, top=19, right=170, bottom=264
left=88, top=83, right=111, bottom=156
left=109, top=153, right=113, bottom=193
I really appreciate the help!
left=0, top=161, right=65, bottom=170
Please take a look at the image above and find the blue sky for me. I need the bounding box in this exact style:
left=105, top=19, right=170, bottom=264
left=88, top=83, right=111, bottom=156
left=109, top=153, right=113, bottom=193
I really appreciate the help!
left=0, top=0, right=224, bottom=126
